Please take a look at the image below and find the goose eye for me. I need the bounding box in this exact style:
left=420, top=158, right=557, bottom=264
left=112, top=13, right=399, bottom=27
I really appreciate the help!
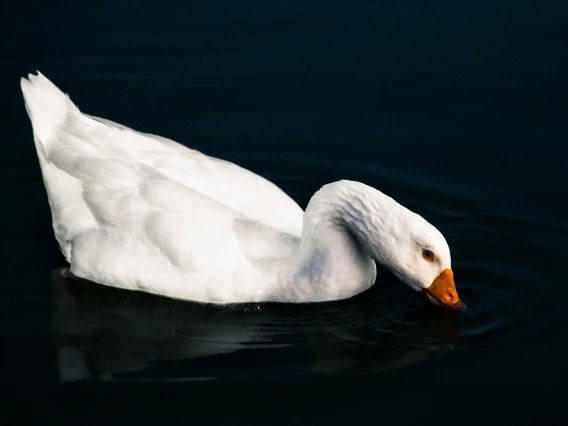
left=422, top=249, right=435, bottom=262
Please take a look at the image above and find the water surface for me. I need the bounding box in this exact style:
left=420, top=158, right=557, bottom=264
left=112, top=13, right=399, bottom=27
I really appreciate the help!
left=2, top=1, right=568, bottom=424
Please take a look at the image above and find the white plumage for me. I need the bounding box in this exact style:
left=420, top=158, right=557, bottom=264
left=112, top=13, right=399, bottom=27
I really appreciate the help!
left=22, top=72, right=459, bottom=306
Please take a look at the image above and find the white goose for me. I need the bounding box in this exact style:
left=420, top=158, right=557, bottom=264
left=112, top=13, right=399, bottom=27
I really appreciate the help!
left=21, top=72, right=465, bottom=310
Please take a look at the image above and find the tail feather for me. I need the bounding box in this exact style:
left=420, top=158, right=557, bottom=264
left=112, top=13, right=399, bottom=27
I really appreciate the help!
left=21, top=72, right=87, bottom=261
left=21, top=72, right=79, bottom=148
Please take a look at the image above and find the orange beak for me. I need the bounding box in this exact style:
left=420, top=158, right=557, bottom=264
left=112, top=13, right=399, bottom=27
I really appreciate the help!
left=421, top=268, right=466, bottom=311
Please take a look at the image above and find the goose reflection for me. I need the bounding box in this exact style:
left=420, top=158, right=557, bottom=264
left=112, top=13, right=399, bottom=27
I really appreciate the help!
left=51, top=269, right=461, bottom=382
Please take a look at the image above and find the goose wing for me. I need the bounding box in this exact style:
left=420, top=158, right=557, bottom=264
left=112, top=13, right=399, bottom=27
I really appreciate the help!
left=21, top=72, right=302, bottom=302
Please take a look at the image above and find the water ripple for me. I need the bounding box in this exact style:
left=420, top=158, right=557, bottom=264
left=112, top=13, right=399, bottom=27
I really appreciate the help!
left=42, top=160, right=567, bottom=382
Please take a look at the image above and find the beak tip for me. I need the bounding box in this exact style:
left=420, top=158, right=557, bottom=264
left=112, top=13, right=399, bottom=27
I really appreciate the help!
left=455, top=301, right=467, bottom=311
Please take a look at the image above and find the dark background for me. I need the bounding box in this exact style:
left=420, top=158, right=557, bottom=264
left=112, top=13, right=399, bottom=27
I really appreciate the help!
left=2, top=1, right=568, bottom=424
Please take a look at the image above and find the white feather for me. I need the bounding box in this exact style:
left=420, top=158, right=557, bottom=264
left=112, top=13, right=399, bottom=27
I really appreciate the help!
left=22, top=72, right=453, bottom=304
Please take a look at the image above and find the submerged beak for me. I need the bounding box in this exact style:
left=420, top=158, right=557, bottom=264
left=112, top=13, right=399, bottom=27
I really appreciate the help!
left=421, top=268, right=466, bottom=311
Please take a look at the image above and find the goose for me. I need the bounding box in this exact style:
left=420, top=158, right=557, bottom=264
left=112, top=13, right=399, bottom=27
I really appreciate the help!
left=21, top=72, right=465, bottom=310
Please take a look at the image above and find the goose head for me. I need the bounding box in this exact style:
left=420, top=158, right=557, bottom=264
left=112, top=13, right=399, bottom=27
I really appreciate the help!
left=376, top=211, right=466, bottom=311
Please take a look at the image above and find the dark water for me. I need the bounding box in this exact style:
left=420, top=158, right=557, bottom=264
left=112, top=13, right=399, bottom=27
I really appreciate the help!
left=2, top=1, right=568, bottom=424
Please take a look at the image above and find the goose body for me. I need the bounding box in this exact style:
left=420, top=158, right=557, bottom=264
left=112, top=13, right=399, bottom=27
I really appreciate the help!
left=22, top=72, right=464, bottom=309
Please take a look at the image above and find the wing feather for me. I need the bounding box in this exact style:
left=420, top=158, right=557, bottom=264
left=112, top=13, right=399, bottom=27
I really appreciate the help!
left=22, top=73, right=303, bottom=302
